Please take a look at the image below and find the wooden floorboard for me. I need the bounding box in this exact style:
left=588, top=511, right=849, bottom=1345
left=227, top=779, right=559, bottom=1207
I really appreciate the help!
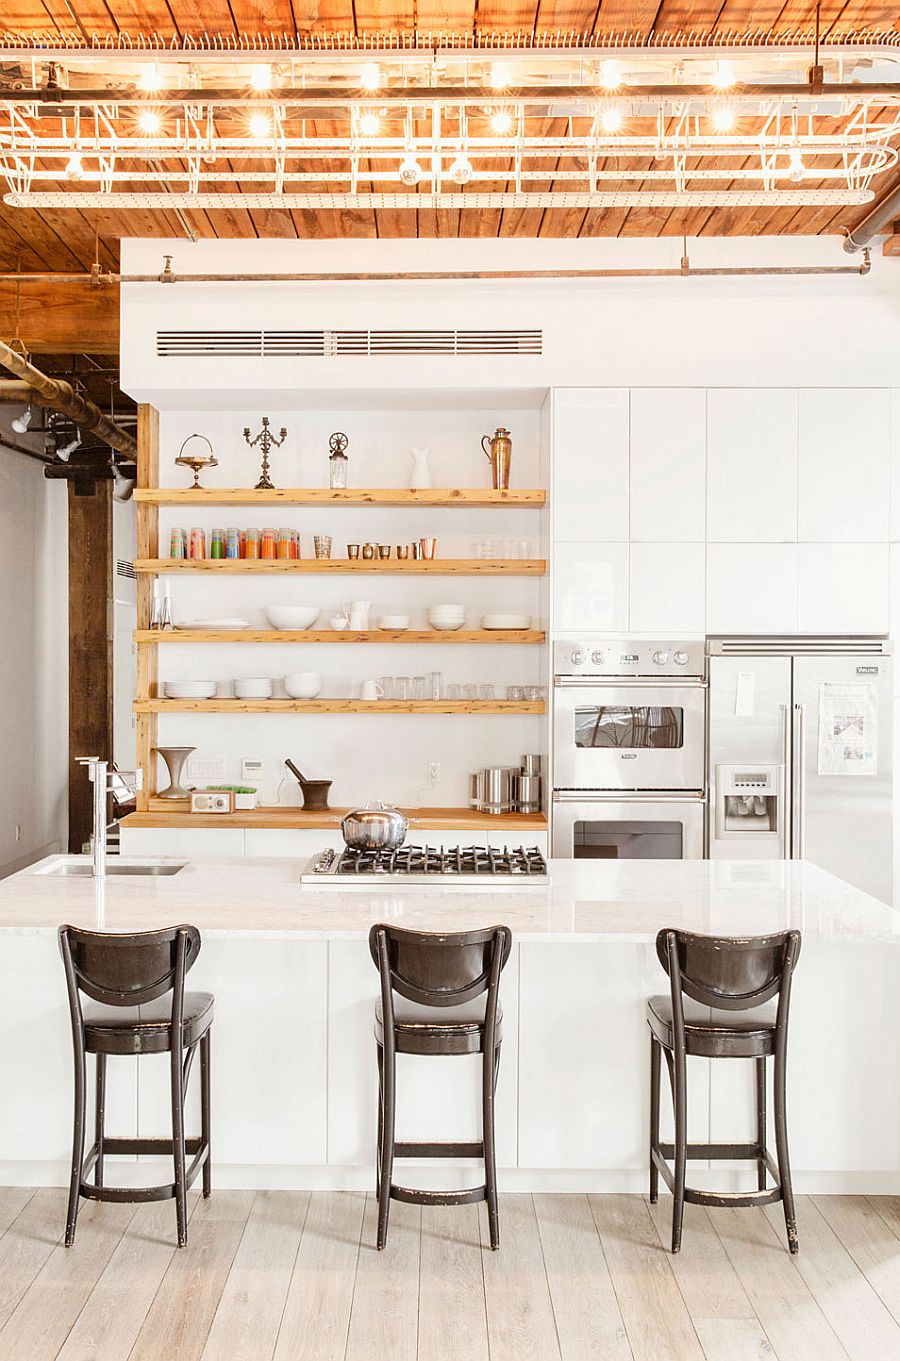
left=0, top=1192, right=893, bottom=1359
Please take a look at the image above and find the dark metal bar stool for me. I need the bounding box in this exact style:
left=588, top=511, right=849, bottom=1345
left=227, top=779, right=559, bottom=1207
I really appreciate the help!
left=369, top=923, right=512, bottom=1252
left=59, top=923, right=213, bottom=1248
left=647, top=927, right=802, bottom=1255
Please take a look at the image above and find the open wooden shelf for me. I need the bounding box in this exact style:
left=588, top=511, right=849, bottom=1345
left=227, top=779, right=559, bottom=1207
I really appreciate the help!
left=124, top=805, right=549, bottom=832
left=135, top=628, right=546, bottom=645
left=134, top=558, right=546, bottom=575
left=134, top=487, right=546, bottom=507
left=135, top=698, right=545, bottom=714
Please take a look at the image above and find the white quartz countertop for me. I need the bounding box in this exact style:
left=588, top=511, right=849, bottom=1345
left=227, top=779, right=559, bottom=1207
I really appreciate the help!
left=0, top=855, right=896, bottom=943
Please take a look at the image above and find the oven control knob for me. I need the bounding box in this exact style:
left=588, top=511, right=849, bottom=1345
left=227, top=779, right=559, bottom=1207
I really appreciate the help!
left=652, top=650, right=669, bottom=666
left=569, top=649, right=586, bottom=665
left=590, top=650, right=606, bottom=665
left=673, top=650, right=690, bottom=666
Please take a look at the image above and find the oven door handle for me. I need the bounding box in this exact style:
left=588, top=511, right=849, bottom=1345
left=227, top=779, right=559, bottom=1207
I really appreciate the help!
left=554, top=676, right=707, bottom=689
left=553, top=790, right=706, bottom=804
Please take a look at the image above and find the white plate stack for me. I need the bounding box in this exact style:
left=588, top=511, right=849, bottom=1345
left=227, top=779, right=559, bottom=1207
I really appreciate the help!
left=427, top=605, right=466, bottom=631
left=481, top=613, right=532, bottom=630
left=234, top=678, right=274, bottom=700
left=163, top=681, right=217, bottom=699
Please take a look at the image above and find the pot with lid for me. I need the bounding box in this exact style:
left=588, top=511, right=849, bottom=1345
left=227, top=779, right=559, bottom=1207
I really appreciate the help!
left=341, top=800, right=409, bottom=851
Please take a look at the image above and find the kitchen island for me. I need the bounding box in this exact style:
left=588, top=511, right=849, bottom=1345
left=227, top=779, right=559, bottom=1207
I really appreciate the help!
left=0, top=855, right=897, bottom=1195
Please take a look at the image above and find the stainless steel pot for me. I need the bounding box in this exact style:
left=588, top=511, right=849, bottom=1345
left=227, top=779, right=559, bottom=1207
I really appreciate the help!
left=340, top=800, right=409, bottom=851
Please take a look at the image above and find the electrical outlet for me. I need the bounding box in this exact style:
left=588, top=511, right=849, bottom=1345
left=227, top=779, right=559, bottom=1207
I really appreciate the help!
left=427, top=761, right=440, bottom=784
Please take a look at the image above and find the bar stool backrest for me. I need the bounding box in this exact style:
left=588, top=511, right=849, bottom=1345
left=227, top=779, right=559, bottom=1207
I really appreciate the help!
left=368, top=924, right=512, bottom=1008
left=58, top=925, right=201, bottom=1008
left=655, top=929, right=802, bottom=1012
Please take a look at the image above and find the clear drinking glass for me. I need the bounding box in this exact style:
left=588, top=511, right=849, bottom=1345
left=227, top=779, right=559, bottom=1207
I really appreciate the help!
left=411, top=676, right=427, bottom=700
left=445, top=684, right=461, bottom=700
left=524, top=685, right=543, bottom=702
left=379, top=676, right=394, bottom=700
left=394, top=676, right=410, bottom=700
left=478, top=684, right=495, bottom=700
left=507, top=685, right=525, bottom=701
left=463, top=683, right=478, bottom=700
left=518, top=539, right=534, bottom=559
left=426, top=671, right=443, bottom=699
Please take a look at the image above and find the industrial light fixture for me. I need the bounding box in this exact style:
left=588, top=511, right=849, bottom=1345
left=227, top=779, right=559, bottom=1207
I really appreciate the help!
left=787, top=144, right=806, bottom=182
left=138, top=64, right=163, bottom=92
left=712, top=61, right=735, bottom=90
left=250, top=64, right=272, bottom=92
left=601, top=106, right=623, bottom=134
left=599, top=60, right=622, bottom=91
left=360, top=64, right=381, bottom=92
left=113, top=464, right=136, bottom=502
left=448, top=153, right=474, bottom=185
left=490, top=63, right=511, bottom=91
left=398, top=154, right=423, bottom=186
left=249, top=112, right=272, bottom=140
left=359, top=111, right=380, bottom=136
left=65, top=152, right=84, bottom=180
left=11, top=405, right=32, bottom=434
left=57, top=431, right=82, bottom=462
left=491, top=109, right=514, bottom=135
left=713, top=105, right=736, bottom=133
left=138, top=110, right=161, bottom=135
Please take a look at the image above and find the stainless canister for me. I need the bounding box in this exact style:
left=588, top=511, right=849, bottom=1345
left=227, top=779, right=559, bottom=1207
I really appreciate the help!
left=482, top=766, right=513, bottom=815
left=513, top=772, right=542, bottom=813
left=521, top=753, right=543, bottom=775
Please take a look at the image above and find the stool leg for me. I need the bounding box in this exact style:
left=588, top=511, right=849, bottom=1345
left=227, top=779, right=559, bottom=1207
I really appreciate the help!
left=376, top=1043, right=395, bottom=1251
left=774, top=1042, right=798, bottom=1254
left=94, top=1053, right=106, bottom=1189
left=483, top=1044, right=500, bottom=1251
left=65, top=1038, right=87, bottom=1247
left=200, top=1031, right=211, bottom=1199
left=671, top=1045, right=687, bottom=1254
left=649, top=1034, right=660, bottom=1204
left=755, top=1056, right=767, bottom=1192
left=375, top=1045, right=384, bottom=1202
left=171, top=1043, right=188, bottom=1248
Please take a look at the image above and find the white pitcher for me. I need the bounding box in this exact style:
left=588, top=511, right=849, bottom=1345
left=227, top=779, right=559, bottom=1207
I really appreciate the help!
left=349, top=600, right=371, bottom=630
left=409, top=445, right=432, bottom=490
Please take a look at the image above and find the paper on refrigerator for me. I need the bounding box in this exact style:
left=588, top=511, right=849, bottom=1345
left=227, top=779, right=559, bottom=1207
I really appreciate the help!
left=817, top=682, right=879, bottom=776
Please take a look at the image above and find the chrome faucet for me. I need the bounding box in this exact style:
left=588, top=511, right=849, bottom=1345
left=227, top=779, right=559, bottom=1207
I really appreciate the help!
left=76, top=759, right=141, bottom=878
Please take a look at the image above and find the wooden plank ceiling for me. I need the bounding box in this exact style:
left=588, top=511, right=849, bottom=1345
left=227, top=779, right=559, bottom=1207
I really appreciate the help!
left=0, top=2, right=898, bottom=263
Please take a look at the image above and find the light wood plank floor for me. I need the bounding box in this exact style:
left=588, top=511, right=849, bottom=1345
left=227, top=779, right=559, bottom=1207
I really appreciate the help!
left=1, top=1191, right=900, bottom=1360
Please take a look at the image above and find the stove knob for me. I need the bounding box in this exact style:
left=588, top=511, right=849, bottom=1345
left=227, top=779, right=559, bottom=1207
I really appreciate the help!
left=570, top=648, right=586, bottom=665
left=590, top=649, right=606, bottom=665
left=653, top=650, right=669, bottom=666
left=673, top=650, right=690, bottom=666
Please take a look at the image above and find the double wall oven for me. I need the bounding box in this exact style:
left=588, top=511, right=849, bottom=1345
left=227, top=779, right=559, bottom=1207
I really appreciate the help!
left=552, top=638, right=707, bottom=860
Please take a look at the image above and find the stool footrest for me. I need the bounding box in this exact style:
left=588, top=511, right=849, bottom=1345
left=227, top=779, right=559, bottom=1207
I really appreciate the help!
left=77, top=1136, right=209, bottom=1205
left=658, top=1141, right=770, bottom=1162
left=652, top=1145, right=783, bottom=1209
left=393, top=1141, right=484, bottom=1159
left=389, top=1182, right=487, bottom=1207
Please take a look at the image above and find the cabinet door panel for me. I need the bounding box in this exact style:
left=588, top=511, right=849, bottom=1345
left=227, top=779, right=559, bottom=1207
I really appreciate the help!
left=799, top=388, right=890, bottom=542
left=707, top=389, right=798, bottom=542
left=631, top=388, right=706, bottom=541
left=706, top=543, right=798, bottom=633
left=552, top=389, right=629, bottom=542
left=630, top=542, right=705, bottom=634
left=553, top=542, right=629, bottom=633
left=797, top=543, right=889, bottom=633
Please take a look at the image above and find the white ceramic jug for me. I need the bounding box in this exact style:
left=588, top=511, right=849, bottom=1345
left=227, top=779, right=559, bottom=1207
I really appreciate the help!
left=409, top=446, right=432, bottom=490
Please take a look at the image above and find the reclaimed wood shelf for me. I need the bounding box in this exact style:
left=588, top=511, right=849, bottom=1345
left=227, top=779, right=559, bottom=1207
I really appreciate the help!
left=134, top=487, right=546, bottom=507
left=134, top=628, right=546, bottom=645
left=135, top=699, right=545, bottom=715
left=125, top=805, right=549, bottom=831
left=133, top=558, right=546, bottom=575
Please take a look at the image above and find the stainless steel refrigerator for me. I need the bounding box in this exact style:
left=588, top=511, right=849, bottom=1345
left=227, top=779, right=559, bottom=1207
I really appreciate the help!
left=707, top=636, right=893, bottom=904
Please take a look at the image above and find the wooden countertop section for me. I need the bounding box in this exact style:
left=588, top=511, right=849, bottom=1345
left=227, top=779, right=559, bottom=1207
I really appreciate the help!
left=122, top=805, right=549, bottom=832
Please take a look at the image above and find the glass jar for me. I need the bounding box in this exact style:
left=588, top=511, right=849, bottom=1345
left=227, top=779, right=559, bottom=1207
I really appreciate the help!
left=329, top=450, right=348, bottom=489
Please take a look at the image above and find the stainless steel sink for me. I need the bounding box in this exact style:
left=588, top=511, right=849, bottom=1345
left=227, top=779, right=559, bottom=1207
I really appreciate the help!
left=42, top=862, right=187, bottom=877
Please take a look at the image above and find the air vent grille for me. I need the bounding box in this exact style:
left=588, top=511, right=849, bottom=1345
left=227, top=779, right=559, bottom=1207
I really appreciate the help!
left=156, top=328, right=542, bottom=358
left=708, top=635, right=891, bottom=657
left=116, top=559, right=136, bottom=580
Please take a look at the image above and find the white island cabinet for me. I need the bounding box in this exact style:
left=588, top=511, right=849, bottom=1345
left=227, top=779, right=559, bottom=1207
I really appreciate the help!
left=0, top=856, right=898, bottom=1194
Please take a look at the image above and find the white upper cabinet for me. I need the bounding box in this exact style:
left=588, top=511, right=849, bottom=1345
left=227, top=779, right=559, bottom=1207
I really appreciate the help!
left=798, top=389, right=890, bottom=542
left=552, top=388, right=629, bottom=542
left=798, top=543, right=890, bottom=634
left=630, top=388, right=706, bottom=541
left=706, top=389, right=798, bottom=542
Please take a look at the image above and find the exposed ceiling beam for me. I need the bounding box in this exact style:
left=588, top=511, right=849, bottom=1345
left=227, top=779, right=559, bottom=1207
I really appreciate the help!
left=0, top=279, right=119, bottom=354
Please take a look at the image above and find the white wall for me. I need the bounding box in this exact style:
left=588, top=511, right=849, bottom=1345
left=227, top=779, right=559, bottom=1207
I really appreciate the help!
left=0, top=447, right=68, bottom=875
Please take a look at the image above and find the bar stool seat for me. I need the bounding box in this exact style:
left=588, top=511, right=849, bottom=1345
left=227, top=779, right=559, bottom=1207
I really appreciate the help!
left=646, top=995, right=776, bottom=1058
left=374, top=996, right=503, bottom=1055
left=83, top=993, right=214, bottom=1056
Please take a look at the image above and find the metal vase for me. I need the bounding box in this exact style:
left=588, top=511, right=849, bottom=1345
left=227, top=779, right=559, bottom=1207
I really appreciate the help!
left=153, top=746, right=196, bottom=799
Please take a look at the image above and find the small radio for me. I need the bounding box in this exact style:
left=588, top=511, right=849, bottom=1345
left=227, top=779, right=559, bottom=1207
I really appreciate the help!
left=190, top=789, right=234, bottom=814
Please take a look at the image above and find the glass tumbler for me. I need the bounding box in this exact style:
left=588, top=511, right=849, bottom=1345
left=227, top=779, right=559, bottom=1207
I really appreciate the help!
left=445, top=684, right=461, bottom=700
left=464, top=683, right=478, bottom=700
left=507, top=685, right=525, bottom=701
left=426, top=671, right=443, bottom=699
left=379, top=677, right=394, bottom=700
left=411, top=676, right=427, bottom=700
left=394, top=676, right=410, bottom=701
left=478, top=684, right=495, bottom=700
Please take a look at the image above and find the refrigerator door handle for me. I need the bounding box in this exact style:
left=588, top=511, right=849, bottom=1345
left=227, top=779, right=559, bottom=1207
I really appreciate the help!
left=792, top=702, right=807, bottom=860
left=781, top=703, right=791, bottom=854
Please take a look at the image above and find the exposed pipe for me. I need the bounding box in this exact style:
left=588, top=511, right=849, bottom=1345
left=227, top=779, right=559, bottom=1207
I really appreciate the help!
left=843, top=179, right=900, bottom=251
left=0, top=341, right=136, bottom=458
left=0, top=432, right=53, bottom=465
left=0, top=379, right=37, bottom=398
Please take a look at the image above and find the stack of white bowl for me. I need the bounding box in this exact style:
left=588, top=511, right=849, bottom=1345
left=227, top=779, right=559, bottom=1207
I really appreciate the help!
left=163, top=680, right=217, bottom=699
left=426, top=604, right=466, bottom=631
left=234, top=678, right=274, bottom=700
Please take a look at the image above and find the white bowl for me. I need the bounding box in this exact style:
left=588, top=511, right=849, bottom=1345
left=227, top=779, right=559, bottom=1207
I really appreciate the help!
left=482, top=614, right=532, bottom=630
left=427, top=612, right=466, bottom=623
left=329, top=617, right=349, bottom=631
left=427, top=619, right=466, bottom=632
left=235, top=679, right=274, bottom=698
left=284, top=671, right=323, bottom=699
left=266, top=606, right=320, bottom=631
left=377, top=615, right=410, bottom=630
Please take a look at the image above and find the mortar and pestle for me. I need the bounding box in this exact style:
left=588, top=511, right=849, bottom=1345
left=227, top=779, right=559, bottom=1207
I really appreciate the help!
left=285, top=759, right=332, bottom=811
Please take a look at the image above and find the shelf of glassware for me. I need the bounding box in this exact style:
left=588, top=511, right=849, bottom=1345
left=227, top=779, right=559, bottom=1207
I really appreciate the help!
left=134, top=487, right=546, bottom=507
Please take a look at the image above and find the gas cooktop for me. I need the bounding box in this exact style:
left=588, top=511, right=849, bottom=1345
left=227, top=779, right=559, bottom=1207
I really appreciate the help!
left=300, top=844, right=549, bottom=886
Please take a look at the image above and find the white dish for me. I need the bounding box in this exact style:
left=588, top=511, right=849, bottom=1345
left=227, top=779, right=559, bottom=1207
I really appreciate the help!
left=164, top=682, right=217, bottom=698
left=329, top=617, right=349, bottom=631
left=427, top=620, right=466, bottom=632
left=377, top=615, right=410, bottom=630
left=265, top=606, right=320, bottom=631
left=482, top=614, right=532, bottom=630
left=234, top=679, right=274, bottom=698
left=178, top=618, right=249, bottom=631
left=284, top=671, right=323, bottom=700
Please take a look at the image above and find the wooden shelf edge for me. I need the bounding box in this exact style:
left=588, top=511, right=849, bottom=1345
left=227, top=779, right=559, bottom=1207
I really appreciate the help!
left=124, top=805, right=548, bottom=831
left=134, top=699, right=545, bottom=714
left=134, top=628, right=546, bottom=644
left=133, top=558, right=546, bottom=575
left=134, top=487, right=546, bottom=507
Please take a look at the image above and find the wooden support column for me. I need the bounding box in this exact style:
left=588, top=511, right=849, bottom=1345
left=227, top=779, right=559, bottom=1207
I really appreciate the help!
left=68, top=473, right=114, bottom=853
left=135, top=404, right=159, bottom=811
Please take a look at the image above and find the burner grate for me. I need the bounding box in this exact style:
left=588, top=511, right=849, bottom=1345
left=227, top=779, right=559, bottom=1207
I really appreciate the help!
left=333, top=843, right=547, bottom=877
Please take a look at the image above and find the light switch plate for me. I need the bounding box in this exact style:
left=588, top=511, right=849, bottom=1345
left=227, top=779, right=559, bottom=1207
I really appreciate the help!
left=187, top=757, right=226, bottom=782
left=242, top=758, right=265, bottom=783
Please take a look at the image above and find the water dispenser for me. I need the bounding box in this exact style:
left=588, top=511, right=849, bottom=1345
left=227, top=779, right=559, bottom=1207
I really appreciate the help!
left=714, top=765, right=781, bottom=838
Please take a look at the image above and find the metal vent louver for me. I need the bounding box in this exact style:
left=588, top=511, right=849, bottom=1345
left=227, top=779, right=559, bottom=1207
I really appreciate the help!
left=156, top=328, right=541, bottom=358
left=708, top=635, right=891, bottom=657
left=116, top=559, right=137, bottom=580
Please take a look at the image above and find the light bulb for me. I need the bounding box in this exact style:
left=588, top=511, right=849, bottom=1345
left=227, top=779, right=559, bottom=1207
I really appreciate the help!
left=787, top=144, right=805, bottom=182
left=398, top=154, right=422, bottom=186
left=599, top=60, right=622, bottom=90
left=360, top=63, right=380, bottom=91
left=601, top=106, right=623, bottom=134
left=449, top=153, right=473, bottom=185
left=138, top=64, right=163, bottom=92
left=491, top=109, right=513, bottom=135
left=57, top=434, right=81, bottom=462
left=712, top=105, right=735, bottom=133
left=138, top=109, right=161, bottom=134
left=250, top=64, right=272, bottom=91
left=359, top=112, right=380, bottom=136
left=490, top=62, right=510, bottom=90
left=712, top=60, right=734, bottom=90
left=65, top=152, right=84, bottom=180
left=249, top=112, right=271, bottom=140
